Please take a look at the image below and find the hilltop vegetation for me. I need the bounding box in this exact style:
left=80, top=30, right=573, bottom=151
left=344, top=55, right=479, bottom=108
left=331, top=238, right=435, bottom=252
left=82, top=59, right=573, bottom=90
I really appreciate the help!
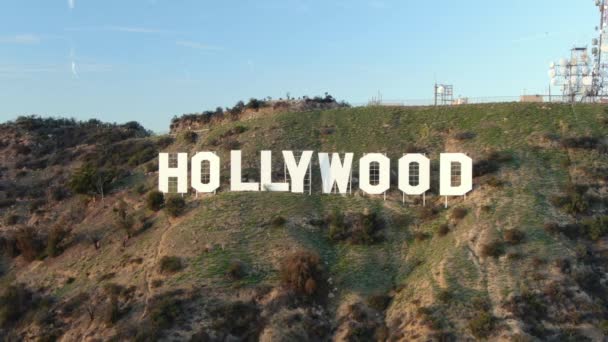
left=169, top=93, right=349, bottom=134
left=0, top=103, right=608, bottom=340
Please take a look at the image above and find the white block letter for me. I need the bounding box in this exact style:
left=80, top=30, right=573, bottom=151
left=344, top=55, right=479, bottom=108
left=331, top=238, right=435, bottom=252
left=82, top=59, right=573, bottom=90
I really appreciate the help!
left=398, top=154, right=430, bottom=195
left=191, top=152, right=220, bottom=193
left=440, top=153, right=473, bottom=196
left=231, top=150, right=259, bottom=191
left=359, top=153, right=390, bottom=195
left=158, top=153, right=188, bottom=193
left=283, top=151, right=313, bottom=193
left=261, top=151, right=289, bottom=191
left=319, top=153, right=353, bottom=194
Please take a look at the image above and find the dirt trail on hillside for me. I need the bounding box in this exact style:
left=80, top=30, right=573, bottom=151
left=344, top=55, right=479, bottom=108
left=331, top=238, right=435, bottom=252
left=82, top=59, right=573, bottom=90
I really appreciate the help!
left=140, top=211, right=187, bottom=319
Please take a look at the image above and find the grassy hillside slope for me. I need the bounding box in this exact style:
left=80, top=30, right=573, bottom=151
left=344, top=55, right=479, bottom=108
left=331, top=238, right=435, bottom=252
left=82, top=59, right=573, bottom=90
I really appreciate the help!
left=1, top=103, right=607, bottom=341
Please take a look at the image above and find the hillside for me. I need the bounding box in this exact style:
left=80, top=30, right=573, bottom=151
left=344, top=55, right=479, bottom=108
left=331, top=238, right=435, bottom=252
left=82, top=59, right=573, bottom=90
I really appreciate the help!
left=1, top=103, right=608, bottom=341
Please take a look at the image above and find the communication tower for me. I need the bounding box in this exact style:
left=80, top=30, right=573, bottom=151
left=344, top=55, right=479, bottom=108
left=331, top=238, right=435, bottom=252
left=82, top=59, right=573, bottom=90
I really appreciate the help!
left=434, top=84, right=453, bottom=106
left=549, top=0, right=608, bottom=101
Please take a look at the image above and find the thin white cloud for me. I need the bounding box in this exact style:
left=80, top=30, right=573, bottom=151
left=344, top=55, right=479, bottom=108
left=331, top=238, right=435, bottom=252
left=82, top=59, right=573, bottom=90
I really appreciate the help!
left=68, top=0, right=75, bottom=9
left=0, top=34, right=41, bottom=44
left=64, top=26, right=176, bottom=34
left=0, top=65, right=59, bottom=74
left=0, top=63, right=110, bottom=78
left=106, top=26, right=173, bottom=34
left=176, top=40, right=223, bottom=51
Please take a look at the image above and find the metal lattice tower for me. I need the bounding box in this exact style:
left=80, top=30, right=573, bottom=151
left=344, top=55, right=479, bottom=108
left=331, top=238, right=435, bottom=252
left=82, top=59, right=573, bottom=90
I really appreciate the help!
left=549, top=0, right=608, bottom=102
left=549, top=47, right=593, bottom=102
left=593, top=0, right=608, bottom=98
left=434, top=84, right=453, bottom=106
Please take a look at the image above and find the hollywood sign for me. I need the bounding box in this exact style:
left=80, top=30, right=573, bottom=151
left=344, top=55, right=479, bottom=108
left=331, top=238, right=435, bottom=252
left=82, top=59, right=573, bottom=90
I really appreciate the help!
left=158, top=151, right=472, bottom=198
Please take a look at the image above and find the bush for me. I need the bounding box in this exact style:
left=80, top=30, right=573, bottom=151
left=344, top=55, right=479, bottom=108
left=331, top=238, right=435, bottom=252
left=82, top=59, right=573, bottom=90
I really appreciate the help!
left=327, top=209, right=384, bottom=245
left=574, top=243, right=591, bottom=260
left=480, top=241, right=504, bottom=258
left=503, top=228, right=525, bottom=244
left=29, top=199, right=46, bottom=213
left=417, top=307, right=442, bottom=330
left=0, top=285, right=35, bottom=327
left=437, top=289, right=453, bottom=303
left=245, top=98, right=267, bottom=110
left=451, top=207, right=468, bottom=220
left=599, top=320, right=608, bottom=335
left=582, top=216, right=608, bottom=241
left=366, top=294, right=391, bottom=311
left=554, top=258, right=571, bottom=273
left=15, top=227, right=45, bottom=261
left=156, top=136, right=174, bottom=148
left=320, top=126, right=336, bottom=135
left=544, top=217, right=608, bottom=241
left=229, top=101, right=245, bottom=118
left=505, top=291, right=547, bottom=321
left=470, top=297, right=491, bottom=312
left=350, top=210, right=384, bottom=244
left=46, top=225, right=69, bottom=257
left=146, top=191, right=165, bottom=211
left=561, top=136, right=599, bottom=149
left=280, top=250, right=324, bottom=296
left=487, top=151, right=514, bottom=163
left=219, top=125, right=248, bottom=139
left=573, top=268, right=603, bottom=295
left=232, top=125, right=247, bottom=134
left=473, top=151, right=513, bottom=178
left=437, top=224, right=450, bottom=237
left=468, top=311, right=495, bottom=339
left=159, top=256, right=183, bottom=274
left=61, top=292, right=89, bottom=317
left=49, top=186, right=68, bottom=201
left=126, top=290, right=190, bottom=340
left=328, top=209, right=345, bottom=240
left=227, top=260, right=246, bottom=280
left=565, top=193, right=589, bottom=215
left=178, top=131, right=197, bottom=144
left=222, top=138, right=240, bottom=150
left=134, top=183, right=147, bottom=195
left=506, top=252, right=522, bottom=260
left=543, top=222, right=560, bottom=234
left=270, top=215, right=286, bottom=227
left=69, top=164, right=116, bottom=197
left=148, top=294, right=184, bottom=330
left=113, top=199, right=135, bottom=237
left=473, top=160, right=500, bottom=177
left=165, top=196, right=186, bottom=217
left=454, top=131, right=476, bottom=140
left=4, top=214, right=19, bottom=226
left=127, top=145, right=157, bottom=167
left=413, top=231, right=431, bottom=241
left=550, top=186, right=590, bottom=215
left=13, top=143, right=31, bottom=155
left=485, top=176, right=505, bottom=187
left=419, top=206, right=440, bottom=220
left=0, top=234, right=18, bottom=258
left=0, top=199, right=16, bottom=209
left=145, top=161, right=158, bottom=173
left=209, top=300, right=261, bottom=339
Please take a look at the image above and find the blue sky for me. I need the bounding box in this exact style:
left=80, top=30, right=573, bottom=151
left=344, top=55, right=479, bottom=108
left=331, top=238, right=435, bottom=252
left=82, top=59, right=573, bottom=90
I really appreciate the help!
left=0, top=0, right=599, bottom=132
